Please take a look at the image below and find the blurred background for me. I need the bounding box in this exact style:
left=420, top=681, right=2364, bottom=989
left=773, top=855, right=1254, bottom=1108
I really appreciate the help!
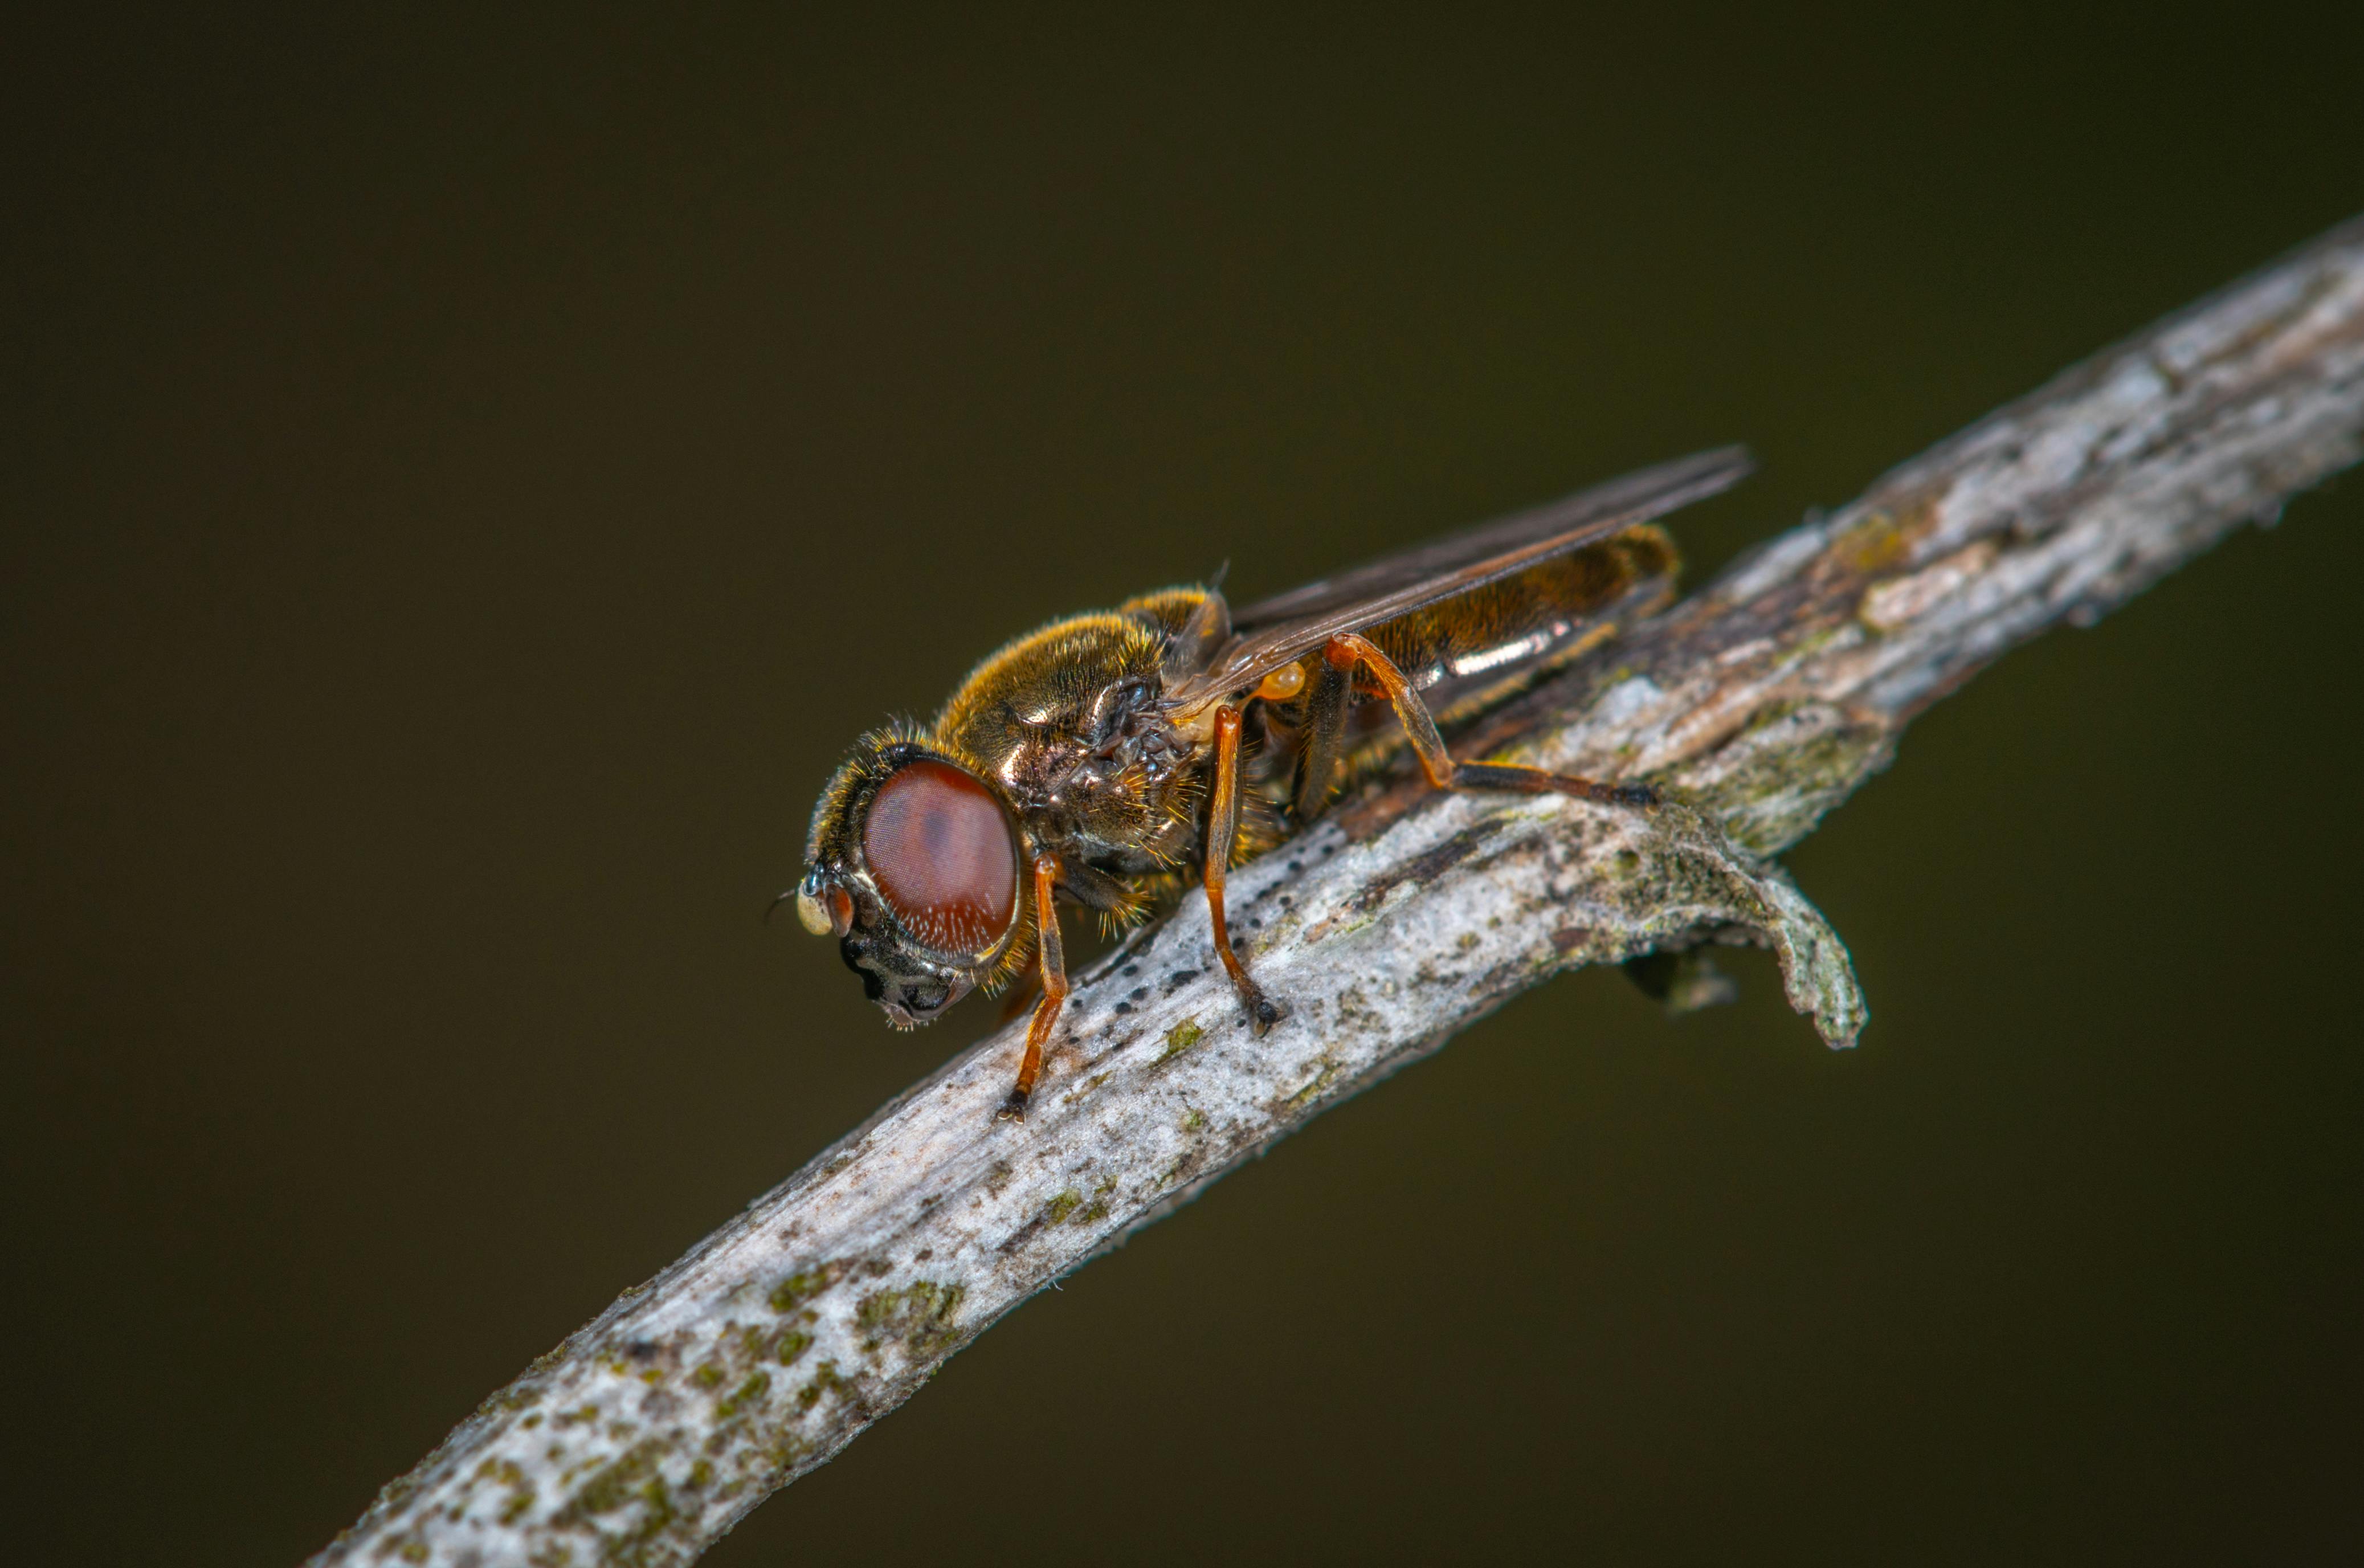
left=9, top=6, right=2362, bottom=1564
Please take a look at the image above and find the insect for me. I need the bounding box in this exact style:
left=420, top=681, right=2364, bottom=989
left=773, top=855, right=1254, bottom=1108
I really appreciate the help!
left=791, top=447, right=1751, bottom=1118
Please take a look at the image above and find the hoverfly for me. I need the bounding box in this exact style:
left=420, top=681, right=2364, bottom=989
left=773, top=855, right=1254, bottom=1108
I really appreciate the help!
left=792, top=447, right=1750, bottom=1118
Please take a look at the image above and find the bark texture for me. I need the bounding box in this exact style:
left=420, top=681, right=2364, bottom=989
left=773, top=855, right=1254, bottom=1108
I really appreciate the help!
left=315, top=216, right=2364, bottom=1568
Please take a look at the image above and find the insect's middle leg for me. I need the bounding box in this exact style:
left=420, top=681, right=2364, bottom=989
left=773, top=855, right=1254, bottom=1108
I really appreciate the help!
left=1205, top=704, right=1281, bottom=1034
left=1291, top=657, right=1355, bottom=823
left=1322, top=632, right=1660, bottom=808
left=996, top=852, right=1068, bottom=1121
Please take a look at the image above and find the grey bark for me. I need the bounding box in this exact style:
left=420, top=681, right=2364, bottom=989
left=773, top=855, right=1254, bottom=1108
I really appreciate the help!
left=314, top=215, right=2364, bottom=1568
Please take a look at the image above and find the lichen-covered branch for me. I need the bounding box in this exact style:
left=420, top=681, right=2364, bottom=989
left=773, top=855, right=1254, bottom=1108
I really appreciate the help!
left=315, top=216, right=2364, bottom=1568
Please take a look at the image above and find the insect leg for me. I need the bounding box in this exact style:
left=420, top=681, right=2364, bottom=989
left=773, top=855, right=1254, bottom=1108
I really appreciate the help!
left=997, top=853, right=1068, bottom=1121
left=1322, top=632, right=1659, bottom=808
left=1291, top=658, right=1354, bottom=823
left=1206, top=704, right=1281, bottom=1034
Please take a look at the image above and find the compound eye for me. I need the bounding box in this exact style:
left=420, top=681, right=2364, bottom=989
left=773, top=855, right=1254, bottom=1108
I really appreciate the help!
left=862, top=760, right=1018, bottom=957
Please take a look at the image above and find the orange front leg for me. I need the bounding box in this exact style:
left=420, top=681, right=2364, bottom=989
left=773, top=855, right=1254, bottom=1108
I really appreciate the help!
left=996, top=852, right=1068, bottom=1121
left=1205, top=704, right=1281, bottom=1035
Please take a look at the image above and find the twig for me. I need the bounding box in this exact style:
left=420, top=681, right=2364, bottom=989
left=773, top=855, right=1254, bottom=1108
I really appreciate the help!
left=313, top=216, right=2364, bottom=1568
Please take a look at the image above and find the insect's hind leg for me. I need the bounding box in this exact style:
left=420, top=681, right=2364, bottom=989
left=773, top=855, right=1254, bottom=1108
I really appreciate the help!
left=1321, top=632, right=1661, bottom=808
left=1447, top=760, right=1660, bottom=808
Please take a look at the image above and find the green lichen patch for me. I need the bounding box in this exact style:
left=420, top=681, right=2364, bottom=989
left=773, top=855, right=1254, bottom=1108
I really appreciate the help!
left=1834, top=508, right=1909, bottom=573
left=775, top=1329, right=813, bottom=1366
left=475, top=1456, right=536, bottom=1526
left=767, top=1261, right=843, bottom=1314
left=1285, top=1057, right=1341, bottom=1108
left=560, top=1437, right=665, bottom=1521
left=714, top=1371, right=771, bottom=1419
left=749, top=1428, right=813, bottom=1482
left=606, top=1476, right=679, bottom=1566
left=1044, top=1189, right=1083, bottom=1225
left=1697, top=707, right=1892, bottom=856
left=854, top=1280, right=969, bottom=1358
left=794, top=1359, right=848, bottom=1413
left=1157, top=1017, right=1204, bottom=1061
left=478, top=1382, right=546, bottom=1419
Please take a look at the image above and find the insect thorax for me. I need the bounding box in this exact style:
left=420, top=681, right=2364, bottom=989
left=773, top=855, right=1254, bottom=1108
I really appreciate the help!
left=930, top=604, right=1210, bottom=875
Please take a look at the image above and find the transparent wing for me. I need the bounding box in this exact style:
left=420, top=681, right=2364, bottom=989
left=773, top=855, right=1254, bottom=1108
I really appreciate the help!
left=1167, top=446, right=1751, bottom=714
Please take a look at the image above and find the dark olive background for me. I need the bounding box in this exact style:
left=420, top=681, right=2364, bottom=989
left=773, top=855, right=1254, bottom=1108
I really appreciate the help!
left=9, top=7, right=2362, bottom=1565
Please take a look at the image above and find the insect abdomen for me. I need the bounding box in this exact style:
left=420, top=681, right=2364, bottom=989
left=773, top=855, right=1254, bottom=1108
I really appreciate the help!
left=1367, top=525, right=1678, bottom=718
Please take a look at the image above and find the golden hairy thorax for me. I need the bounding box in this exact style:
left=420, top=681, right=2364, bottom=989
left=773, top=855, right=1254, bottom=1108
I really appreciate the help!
left=931, top=603, right=1180, bottom=773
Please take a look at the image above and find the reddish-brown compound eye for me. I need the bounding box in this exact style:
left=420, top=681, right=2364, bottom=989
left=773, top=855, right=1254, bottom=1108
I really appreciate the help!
left=861, top=760, right=1018, bottom=956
